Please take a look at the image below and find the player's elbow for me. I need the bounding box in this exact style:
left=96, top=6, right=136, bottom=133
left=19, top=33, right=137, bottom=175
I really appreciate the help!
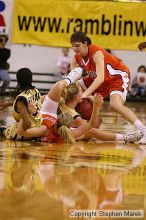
left=96, top=75, right=104, bottom=84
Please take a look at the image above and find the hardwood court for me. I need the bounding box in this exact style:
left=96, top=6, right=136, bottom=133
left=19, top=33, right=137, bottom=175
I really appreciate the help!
left=0, top=97, right=146, bottom=220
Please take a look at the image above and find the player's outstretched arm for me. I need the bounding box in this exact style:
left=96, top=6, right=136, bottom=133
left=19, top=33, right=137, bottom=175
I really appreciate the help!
left=17, top=119, right=48, bottom=137
left=89, top=93, right=103, bottom=127
left=82, top=51, right=104, bottom=98
left=71, top=94, right=103, bottom=139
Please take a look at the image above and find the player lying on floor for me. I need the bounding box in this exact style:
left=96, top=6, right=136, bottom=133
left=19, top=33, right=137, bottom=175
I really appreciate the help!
left=17, top=80, right=103, bottom=144
left=57, top=82, right=143, bottom=143
left=16, top=80, right=143, bottom=144
left=0, top=67, right=84, bottom=140
left=0, top=68, right=43, bottom=140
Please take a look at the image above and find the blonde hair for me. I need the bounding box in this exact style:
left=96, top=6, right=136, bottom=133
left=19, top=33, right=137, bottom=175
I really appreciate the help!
left=61, top=83, right=80, bottom=103
left=54, top=111, right=75, bottom=144
left=58, top=125, right=75, bottom=144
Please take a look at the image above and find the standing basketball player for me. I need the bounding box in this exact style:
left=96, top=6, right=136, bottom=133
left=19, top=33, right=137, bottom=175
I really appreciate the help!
left=68, top=31, right=146, bottom=144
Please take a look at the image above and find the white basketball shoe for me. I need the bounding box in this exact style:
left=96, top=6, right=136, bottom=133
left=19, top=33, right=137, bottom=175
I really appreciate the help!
left=65, top=67, right=83, bottom=84
left=123, top=130, right=144, bottom=143
left=139, top=128, right=146, bottom=144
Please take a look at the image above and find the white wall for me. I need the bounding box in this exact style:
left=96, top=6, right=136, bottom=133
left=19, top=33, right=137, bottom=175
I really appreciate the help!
left=8, top=44, right=146, bottom=82
left=112, top=50, right=146, bottom=81
left=9, top=44, right=60, bottom=73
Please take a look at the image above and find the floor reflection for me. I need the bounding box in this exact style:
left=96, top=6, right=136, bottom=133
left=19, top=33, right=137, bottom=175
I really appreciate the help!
left=0, top=100, right=146, bottom=219
left=0, top=140, right=145, bottom=220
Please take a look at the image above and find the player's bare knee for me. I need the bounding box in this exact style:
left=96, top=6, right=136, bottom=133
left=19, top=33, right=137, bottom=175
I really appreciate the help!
left=49, top=80, right=64, bottom=92
left=56, top=80, right=66, bottom=88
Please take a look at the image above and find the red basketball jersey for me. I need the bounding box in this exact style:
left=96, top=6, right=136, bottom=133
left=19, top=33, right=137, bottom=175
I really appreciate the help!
left=41, top=114, right=63, bottom=143
left=75, top=45, right=130, bottom=98
left=74, top=44, right=130, bottom=83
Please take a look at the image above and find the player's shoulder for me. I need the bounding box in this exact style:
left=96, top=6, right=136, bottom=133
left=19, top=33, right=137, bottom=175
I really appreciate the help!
left=89, top=44, right=103, bottom=56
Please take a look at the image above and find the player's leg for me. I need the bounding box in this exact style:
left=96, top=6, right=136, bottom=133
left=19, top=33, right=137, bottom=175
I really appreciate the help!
left=110, top=93, right=140, bottom=125
left=65, top=67, right=83, bottom=84
left=109, top=81, right=146, bottom=144
left=109, top=72, right=145, bottom=130
left=47, top=80, right=67, bottom=102
left=83, top=128, right=143, bottom=143
left=42, top=80, right=67, bottom=116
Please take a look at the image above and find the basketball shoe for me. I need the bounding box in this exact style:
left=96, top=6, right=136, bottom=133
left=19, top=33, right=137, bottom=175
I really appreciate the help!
left=139, top=127, right=146, bottom=144
left=123, top=130, right=144, bottom=143
left=65, top=67, right=82, bottom=84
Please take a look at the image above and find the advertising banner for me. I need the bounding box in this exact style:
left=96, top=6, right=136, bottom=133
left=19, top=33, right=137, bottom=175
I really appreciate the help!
left=12, top=0, right=146, bottom=50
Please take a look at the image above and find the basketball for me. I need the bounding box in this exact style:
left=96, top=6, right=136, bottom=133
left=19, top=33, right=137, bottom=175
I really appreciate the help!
left=75, top=98, right=93, bottom=120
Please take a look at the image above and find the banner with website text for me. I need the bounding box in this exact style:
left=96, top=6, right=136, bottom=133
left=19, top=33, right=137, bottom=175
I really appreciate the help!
left=12, top=0, right=146, bottom=50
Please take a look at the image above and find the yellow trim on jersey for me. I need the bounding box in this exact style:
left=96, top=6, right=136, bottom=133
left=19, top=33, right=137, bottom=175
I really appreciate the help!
left=5, top=88, right=42, bottom=140
left=13, top=88, right=42, bottom=125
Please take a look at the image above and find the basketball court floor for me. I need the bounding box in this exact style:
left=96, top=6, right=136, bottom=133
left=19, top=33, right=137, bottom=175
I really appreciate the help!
left=0, top=96, right=146, bottom=220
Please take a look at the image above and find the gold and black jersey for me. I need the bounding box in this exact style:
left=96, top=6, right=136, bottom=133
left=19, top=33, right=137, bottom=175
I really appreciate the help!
left=57, top=98, right=80, bottom=120
left=5, top=88, right=42, bottom=140
left=13, top=88, right=42, bottom=127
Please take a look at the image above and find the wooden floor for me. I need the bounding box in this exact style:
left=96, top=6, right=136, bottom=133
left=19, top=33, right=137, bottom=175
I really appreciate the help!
left=0, top=96, right=146, bottom=220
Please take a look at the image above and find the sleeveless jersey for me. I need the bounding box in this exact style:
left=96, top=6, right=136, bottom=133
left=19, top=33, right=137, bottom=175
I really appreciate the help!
left=75, top=45, right=130, bottom=98
left=75, top=44, right=130, bottom=82
left=5, top=88, right=42, bottom=140
left=13, top=88, right=42, bottom=127
left=57, top=98, right=80, bottom=119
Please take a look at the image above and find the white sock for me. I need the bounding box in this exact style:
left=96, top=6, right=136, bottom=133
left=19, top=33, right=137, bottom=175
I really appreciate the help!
left=133, top=120, right=145, bottom=129
left=116, top=134, right=124, bottom=141
left=65, top=67, right=83, bottom=85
